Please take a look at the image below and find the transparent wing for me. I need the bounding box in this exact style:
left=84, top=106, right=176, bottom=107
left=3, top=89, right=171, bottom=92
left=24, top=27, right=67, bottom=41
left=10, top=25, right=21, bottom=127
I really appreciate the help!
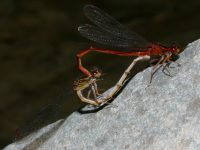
left=78, top=24, right=144, bottom=48
left=81, top=4, right=149, bottom=49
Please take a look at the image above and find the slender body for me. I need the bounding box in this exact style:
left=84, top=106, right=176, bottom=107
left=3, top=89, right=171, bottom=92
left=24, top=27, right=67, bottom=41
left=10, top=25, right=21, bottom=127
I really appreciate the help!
left=77, top=44, right=179, bottom=77
left=74, top=56, right=151, bottom=106
left=76, top=5, right=180, bottom=77
left=75, top=5, right=180, bottom=106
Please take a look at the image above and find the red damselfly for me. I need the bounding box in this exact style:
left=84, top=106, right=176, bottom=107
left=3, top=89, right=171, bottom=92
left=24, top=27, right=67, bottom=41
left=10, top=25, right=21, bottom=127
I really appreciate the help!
left=75, top=5, right=181, bottom=106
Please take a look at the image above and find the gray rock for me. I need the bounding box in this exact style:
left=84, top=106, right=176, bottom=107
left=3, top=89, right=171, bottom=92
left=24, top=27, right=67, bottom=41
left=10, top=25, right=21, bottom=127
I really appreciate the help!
left=4, top=120, right=64, bottom=150
left=4, top=39, right=200, bottom=150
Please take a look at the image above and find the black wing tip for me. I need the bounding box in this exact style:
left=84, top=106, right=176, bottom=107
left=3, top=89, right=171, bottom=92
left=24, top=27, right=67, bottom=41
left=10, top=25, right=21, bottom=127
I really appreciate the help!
left=78, top=24, right=91, bottom=31
left=78, top=26, right=84, bottom=32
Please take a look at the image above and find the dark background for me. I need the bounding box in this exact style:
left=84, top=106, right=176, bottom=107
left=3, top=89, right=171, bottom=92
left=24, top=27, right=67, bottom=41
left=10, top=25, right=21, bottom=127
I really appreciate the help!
left=1, top=0, right=200, bottom=148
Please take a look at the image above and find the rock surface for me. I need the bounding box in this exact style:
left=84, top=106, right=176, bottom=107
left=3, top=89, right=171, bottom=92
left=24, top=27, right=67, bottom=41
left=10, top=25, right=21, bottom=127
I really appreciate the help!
left=4, top=39, right=200, bottom=150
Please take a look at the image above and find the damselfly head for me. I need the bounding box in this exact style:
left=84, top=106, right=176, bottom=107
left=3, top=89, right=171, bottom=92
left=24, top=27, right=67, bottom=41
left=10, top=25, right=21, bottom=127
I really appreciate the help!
left=74, top=67, right=103, bottom=91
left=91, top=66, right=102, bottom=78
left=170, top=44, right=180, bottom=55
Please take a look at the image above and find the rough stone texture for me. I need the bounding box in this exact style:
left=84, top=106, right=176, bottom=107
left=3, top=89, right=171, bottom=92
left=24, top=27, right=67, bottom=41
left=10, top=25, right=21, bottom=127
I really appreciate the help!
left=4, top=39, right=200, bottom=150
left=1, top=1, right=200, bottom=148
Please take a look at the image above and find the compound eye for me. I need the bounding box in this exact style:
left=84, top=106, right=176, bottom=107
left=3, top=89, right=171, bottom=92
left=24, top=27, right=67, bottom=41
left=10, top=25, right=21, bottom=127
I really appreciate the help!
left=92, top=72, right=98, bottom=77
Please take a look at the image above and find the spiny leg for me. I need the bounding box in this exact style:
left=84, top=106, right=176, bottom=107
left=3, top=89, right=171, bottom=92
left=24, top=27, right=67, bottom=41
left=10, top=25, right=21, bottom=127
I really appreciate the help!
left=87, top=89, right=92, bottom=98
left=161, top=63, right=172, bottom=77
left=87, top=84, right=98, bottom=99
left=166, top=59, right=181, bottom=68
left=91, top=83, right=101, bottom=105
left=75, top=78, right=100, bottom=106
left=159, top=53, right=174, bottom=76
left=149, top=58, right=160, bottom=66
left=149, top=53, right=174, bottom=84
left=93, top=81, right=100, bottom=96
left=149, top=55, right=165, bottom=84
left=162, top=57, right=181, bottom=77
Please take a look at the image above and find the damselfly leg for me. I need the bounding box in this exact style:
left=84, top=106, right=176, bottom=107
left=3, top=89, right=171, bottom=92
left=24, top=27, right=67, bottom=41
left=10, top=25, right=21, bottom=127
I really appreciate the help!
left=75, top=5, right=181, bottom=106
